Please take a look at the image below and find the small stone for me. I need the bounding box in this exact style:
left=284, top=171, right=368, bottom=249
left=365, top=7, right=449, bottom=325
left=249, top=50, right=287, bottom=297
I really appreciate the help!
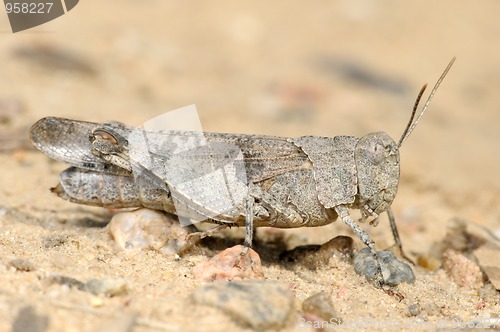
left=280, top=235, right=355, bottom=269
left=279, top=244, right=321, bottom=266
left=193, top=245, right=264, bottom=281
left=89, top=297, right=104, bottom=307
left=473, top=241, right=500, bottom=290
left=9, top=259, right=35, bottom=272
left=42, top=275, right=85, bottom=290
left=407, top=303, right=422, bottom=317
left=49, top=252, right=72, bottom=269
left=43, top=235, right=68, bottom=249
left=12, top=306, right=48, bottom=332
left=416, top=254, right=441, bottom=271
left=443, top=219, right=469, bottom=252
left=423, top=302, right=442, bottom=316
left=302, top=291, right=339, bottom=323
left=428, top=219, right=487, bottom=263
left=190, top=280, right=294, bottom=330
left=320, top=236, right=355, bottom=260
left=442, top=249, right=484, bottom=289
left=354, top=248, right=415, bottom=287
left=108, top=209, right=192, bottom=256
left=84, top=279, right=128, bottom=297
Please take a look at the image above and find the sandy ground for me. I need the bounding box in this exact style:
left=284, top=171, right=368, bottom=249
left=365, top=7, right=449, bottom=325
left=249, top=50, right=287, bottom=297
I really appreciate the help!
left=0, top=1, right=499, bottom=331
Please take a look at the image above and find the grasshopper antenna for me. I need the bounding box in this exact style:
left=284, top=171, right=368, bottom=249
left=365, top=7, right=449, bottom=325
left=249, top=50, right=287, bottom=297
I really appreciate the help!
left=397, top=57, right=456, bottom=149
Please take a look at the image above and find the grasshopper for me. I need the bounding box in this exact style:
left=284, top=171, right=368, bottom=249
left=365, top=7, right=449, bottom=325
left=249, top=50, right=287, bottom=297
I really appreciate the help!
left=30, top=58, right=455, bottom=287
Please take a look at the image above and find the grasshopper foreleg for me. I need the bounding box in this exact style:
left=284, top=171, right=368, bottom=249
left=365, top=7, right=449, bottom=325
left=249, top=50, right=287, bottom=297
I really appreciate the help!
left=335, top=206, right=415, bottom=287
left=335, top=205, right=377, bottom=250
left=336, top=205, right=386, bottom=288
left=387, top=208, right=414, bottom=265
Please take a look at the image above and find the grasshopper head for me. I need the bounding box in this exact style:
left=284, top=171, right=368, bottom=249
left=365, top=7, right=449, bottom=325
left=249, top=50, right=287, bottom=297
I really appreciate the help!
left=354, top=132, right=399, bottom=224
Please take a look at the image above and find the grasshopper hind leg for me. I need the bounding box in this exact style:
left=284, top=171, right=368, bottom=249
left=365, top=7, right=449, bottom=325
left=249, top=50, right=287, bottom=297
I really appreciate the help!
left=240, top=196, right=255, bottom=255
left=185, top=221, right=238, bottom=247
left=186, top=196, right=257, bottom=262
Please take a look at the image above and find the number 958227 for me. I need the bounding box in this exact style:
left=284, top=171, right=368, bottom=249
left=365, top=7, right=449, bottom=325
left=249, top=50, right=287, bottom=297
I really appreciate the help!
left=5, top=2, right=53, bottom=14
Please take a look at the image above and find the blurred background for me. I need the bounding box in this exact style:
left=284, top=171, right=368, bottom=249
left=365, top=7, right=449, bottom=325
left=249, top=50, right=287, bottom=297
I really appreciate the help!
left=0, top=0, right=498, bottom=244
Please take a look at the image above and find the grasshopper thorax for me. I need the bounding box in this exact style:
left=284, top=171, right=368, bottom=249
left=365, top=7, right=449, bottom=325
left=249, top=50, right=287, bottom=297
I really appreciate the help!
left=354, top=131, right=399, bottom=224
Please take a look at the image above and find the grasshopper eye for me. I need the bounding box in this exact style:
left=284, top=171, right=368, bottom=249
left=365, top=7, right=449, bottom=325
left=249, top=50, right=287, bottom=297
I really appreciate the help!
left=93, top=130, right=119, bottom=145
left=90, top=128, right=126, bottom=157
left=367, top=141, right=386, bottom=164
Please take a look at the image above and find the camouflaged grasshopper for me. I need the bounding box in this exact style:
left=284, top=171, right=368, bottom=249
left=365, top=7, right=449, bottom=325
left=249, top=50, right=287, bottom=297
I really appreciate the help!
left=30, top=58, right=455, bottom=287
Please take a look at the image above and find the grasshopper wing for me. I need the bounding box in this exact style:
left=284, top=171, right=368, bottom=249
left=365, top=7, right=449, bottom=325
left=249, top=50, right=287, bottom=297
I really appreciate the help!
left=111, top=127, right=311, bottom=222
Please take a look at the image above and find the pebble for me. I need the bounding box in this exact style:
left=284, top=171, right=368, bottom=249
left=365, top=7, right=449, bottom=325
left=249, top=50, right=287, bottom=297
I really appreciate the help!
left=423, top=302, right=442, bottom=316
left=43, top=235, right=68, bottom=249
left=42, top=274, right=127, bottom=296
left=12, top=306, right=48, bottom=332
left=354, top=247, right=415, bottom=286
left=407, top=303, right=422, bottom=317
left=49, top=252, right=72, bottom=269
left=84, top=279, right=128, bottom=297
left=193, top=245, right=264, bottom=281
left=190, top=280, right=294, bottom=330
left=442, top=219, right=469, bottom=252
left=416, top=254, right=441, bottom=271
left=8, top=258, right=35, bottom=272
left=108, top=209, right=192, bottom=256
left=43, top=275, right=85, bottom=290
left=442, top=249, right=483, bottom=289
left=302, top=291, right=340, bottom=323
left=280, top=235, right=355, bottom=269
left=473, top=241, right=500, bottom=290
left=89, top=297, right=104, bottom=307
left=426, top=219, right=487, bottom=267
